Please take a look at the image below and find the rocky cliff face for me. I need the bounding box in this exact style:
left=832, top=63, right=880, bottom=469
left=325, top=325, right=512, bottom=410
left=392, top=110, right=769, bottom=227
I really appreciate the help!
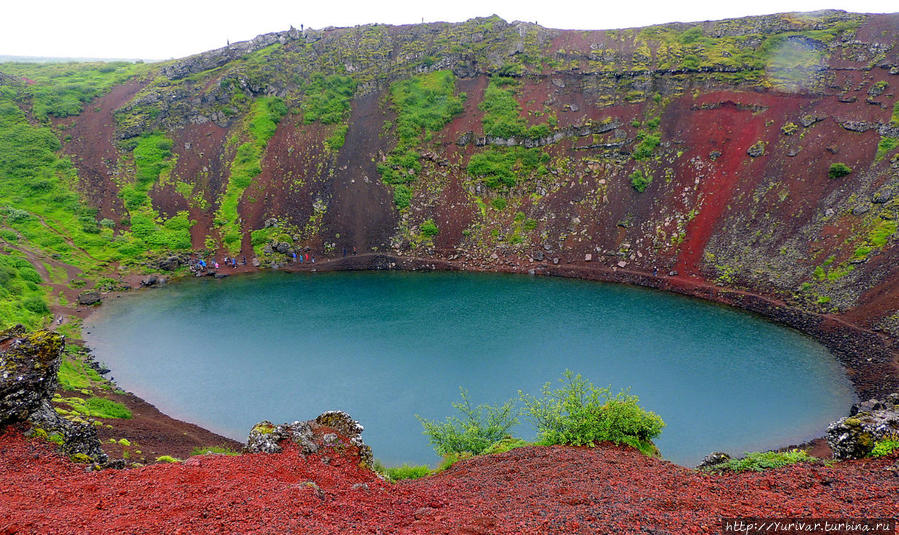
left=3, top=11, right=899, bottom=389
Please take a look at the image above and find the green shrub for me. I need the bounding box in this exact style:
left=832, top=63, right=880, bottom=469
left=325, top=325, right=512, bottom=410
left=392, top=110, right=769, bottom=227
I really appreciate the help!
left=828, top=162, right=852, bottom=179
left=393, top=184, right=412, bottom=210
left=630, top=170, right=652, bottom=192
left=703, top=450, right=816, bottom=472
left=417, top=388, right=519, bottom=456
left=520, top=370, right=665, bottom=455
left=491, top=197, right=507, bottom=210
left=420, top=219, right=439, bottom=238
left=632, top=132, right=661, bottom=160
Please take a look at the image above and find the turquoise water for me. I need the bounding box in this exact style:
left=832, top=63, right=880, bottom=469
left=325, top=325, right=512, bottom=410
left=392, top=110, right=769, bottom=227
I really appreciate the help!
left=84, top=271, right=855, bottom=467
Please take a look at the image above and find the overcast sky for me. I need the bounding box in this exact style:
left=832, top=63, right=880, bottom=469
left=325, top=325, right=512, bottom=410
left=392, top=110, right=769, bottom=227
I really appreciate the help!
left=1, top=0, right=896, bottom=60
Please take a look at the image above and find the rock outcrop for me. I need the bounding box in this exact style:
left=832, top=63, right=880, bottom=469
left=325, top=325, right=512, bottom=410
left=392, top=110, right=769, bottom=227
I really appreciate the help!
left=246, top=410, right=372, bottom=468
left=826, top=393, right=899, bottom=459
left=0, top=326, right=62, bottom=424
left=0, top=325, right=108, bottom=464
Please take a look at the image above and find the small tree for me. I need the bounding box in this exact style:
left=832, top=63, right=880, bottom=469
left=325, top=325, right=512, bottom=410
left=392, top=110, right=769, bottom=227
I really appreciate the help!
left=417, top=388, right=518, bottom=456
left=828, top=162, right=852, bottom=179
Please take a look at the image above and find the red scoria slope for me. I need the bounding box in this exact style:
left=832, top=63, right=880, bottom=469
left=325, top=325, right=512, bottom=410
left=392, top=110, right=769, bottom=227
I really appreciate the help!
left=1, top=429, right=897, bottom=534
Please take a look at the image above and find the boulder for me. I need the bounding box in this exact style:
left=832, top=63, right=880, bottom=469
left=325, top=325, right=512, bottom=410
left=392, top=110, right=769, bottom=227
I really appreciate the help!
left=697, top=451, right=731, bottom=470
left=826, top=394, right=899, bottom=459
left=77, top=291, right=101, bottom=306
left=140, top=275, right=167, bottom=287
left=245, top=411, right=373, bottom=469
left=746, top=141, right=765, bottom=157
left=0, top=326, right=107, bottom=464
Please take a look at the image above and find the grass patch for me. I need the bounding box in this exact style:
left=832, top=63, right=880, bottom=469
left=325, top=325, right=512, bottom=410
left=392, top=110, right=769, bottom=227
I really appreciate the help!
left=384, top=464, right=431, bottom=481
left=301, top=74, right=354, bottom=125
left=479, top=76, right=550, bottom=140
left=55, top=395, right=132, bottom=419
left=57, top=358, right=103, bottom=391
left=876, top=137, right=898, bottom=162
left=215, top=96, right=287, bottom=254
left=379, top=71, right=465, bottom=208
left=0, top=61, right=148, bottom=120
left=191, top=445, right=240, bottom=456
left=467, top=146, right=549, bottom=190
left=703, top=450, right=816, bottom=472
left=0, top=253, right=48, bottom=330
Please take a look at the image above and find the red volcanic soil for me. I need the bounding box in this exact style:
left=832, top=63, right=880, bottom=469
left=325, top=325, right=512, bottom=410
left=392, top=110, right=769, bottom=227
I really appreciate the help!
left=1, top=429, right=897, bottom=535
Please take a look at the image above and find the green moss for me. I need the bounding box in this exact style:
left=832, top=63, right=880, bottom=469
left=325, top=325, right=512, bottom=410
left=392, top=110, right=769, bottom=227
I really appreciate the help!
left=155, top=455, right=180, bottom=463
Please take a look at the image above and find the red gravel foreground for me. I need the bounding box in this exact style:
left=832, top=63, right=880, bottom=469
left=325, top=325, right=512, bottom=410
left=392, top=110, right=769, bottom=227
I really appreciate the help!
left=1, top=429, right=897, bottom=535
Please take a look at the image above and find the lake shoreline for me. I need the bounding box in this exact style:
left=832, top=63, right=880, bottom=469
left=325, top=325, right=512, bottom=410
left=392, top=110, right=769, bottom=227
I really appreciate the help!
left=74, top=253, right=887, bottom=464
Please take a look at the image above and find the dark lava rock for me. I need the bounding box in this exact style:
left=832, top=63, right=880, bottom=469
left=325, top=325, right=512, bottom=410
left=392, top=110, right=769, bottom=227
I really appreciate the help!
left=0, top=326, right=107, bottom=464
left=826, top=394, right=899, bottom=459
left=246, top=411, right=373, bottom=469
left=77, top=291, right=101, bottom=306
left=696, top=451, right=731, bottom=470
left=140, top=275, right=167, bottom=287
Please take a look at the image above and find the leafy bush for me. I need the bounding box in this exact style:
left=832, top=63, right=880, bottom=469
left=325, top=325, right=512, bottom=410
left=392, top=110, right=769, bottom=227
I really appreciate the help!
left=418, top=388, right=519, bottom=456
left=703, top=450, right=816, bottom=472
left=870, top=437, right=899, bottom=458
left=828, top=162, right=852, bottom=179
left=520, top=370, right=665, bottom=455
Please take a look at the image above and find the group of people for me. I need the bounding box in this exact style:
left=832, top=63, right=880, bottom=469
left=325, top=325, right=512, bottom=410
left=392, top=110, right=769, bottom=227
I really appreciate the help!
left=189, top=255, right=246, bottom=275
left=291, top=251, right=315, bottom=264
